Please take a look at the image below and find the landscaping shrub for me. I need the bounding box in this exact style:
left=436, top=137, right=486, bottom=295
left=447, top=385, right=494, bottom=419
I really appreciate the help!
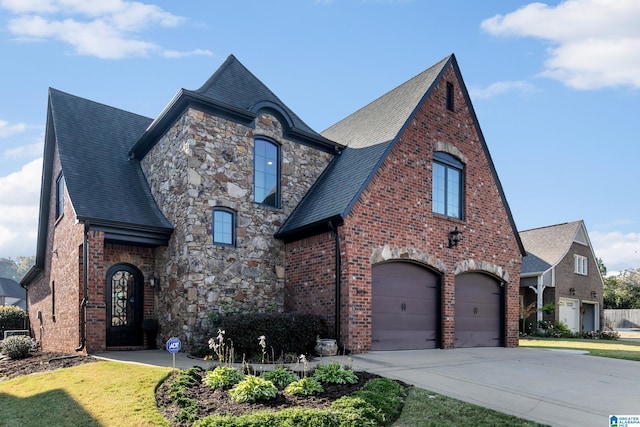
left=261, top=366, right=298, bottom=389
left=330, top=395, right=382, bottom=426
left=228, top=375, right=277, bottom=403
left=0, top=335, right=35, bottom=359
left=284, top=377, right=324, bottom=396
left=0, top=306, right=27, bottom=335
left=169, top=367, right=202, bottom=424
left=313, top=362, right=358, bottom=384
left=219, top=313, right=327, bottom=360
left=193, top=408, right=340, bottom=427
left=202, top=366, right=244, bottom=390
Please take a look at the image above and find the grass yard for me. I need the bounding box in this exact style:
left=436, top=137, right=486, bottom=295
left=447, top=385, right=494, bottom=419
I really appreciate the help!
left=0, top=359, right=546, bottom=427
left=0, top=361, right=171, bottom=427
left=519, top=337, right=640, bottom=361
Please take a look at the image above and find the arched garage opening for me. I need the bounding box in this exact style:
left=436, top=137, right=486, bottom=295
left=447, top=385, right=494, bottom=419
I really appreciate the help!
left=371, top=262, right=441, bottom=350
left=455, top=272, right=504, bottom=348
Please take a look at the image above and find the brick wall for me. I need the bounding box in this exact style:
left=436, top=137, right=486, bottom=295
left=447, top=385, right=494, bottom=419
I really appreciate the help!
left=285, top=64, right=522, bottom=352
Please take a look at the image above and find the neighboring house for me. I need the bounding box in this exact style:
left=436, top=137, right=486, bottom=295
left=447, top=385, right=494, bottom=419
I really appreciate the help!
left=519, top=220, right=604, bottom=333
left=0, top=277, right=26, bottom=310
left=21, top=54, right=524, bottom=354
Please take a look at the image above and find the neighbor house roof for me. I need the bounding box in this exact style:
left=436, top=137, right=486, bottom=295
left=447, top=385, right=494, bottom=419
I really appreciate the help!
left=519, top=220, right=585, bottom=275
left=0, top=277, right=25, bottom=298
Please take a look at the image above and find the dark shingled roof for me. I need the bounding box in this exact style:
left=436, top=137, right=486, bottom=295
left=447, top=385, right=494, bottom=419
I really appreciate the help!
left=519, top=221, right=583, bottom=273
left=521, top=252, right=553, bottom=275
left=49, top=88, right=173, bottom=233
left=276, top=56, right=451, bottom=239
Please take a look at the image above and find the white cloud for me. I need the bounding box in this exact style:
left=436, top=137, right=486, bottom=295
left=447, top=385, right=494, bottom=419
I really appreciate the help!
left=469, top=80, right=539, bottom=100
left=0, top=120, right=26, bottom=138
left=590, top=230, right=640, bottom=273
left=1, top=0, right=211, bottom=59
left=481, top=0, right=640, bottom=89
left=3, top=142, right=44, bottom=160
left=162, top=48, right=214, bottom=59
left=0, top=158, right=42, bottom=258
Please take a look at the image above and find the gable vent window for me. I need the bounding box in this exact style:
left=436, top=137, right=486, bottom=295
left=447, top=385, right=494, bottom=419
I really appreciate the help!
left=574, top=254, right=588, bottom=276
left=56, top=174, right=65, bottom=219
left=432, top=152, right=464, bottom=219
left=254, top=138, right=280, bottom=207
left=213, top=207, right=236, bottom=247
left=446, top=82, right=454, bottom=112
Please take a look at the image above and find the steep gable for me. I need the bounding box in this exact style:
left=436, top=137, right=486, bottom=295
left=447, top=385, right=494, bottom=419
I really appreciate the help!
left=519, top=221, right=582, bottom=268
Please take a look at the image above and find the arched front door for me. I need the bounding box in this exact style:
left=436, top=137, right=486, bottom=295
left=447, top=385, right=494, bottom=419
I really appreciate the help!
left=371, top=262, right=440, bottom=350
left=455, top=273, right=504, bottom=348
left=106, top=264, right=144, bottom=347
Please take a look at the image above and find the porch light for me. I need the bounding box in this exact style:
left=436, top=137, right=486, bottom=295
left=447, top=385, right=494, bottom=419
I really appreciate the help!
left=149, top=273, right=159, bottom=289
left=448, top=227, right=463, bottom=248
left=570, top=287, right=576, bottom=296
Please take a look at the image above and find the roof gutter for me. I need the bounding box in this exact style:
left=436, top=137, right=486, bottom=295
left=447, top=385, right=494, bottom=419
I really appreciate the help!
left=327, top=220, right=342, bottom=347
left=75, top=222, right=89, bottom=352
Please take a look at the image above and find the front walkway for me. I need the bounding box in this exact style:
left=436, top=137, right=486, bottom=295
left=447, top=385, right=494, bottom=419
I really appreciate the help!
left=95, top=347, right=640, bottom=427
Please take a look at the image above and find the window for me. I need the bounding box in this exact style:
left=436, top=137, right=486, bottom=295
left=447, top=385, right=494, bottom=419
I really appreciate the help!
left=213, top=208, right=235, bottom=246
left=254, top=138, right=280, bottom=207
left=574, top=255, right=588, bottom=275
left=432, top=152, right=463, bottom=219
left=51, top=281, right=56, bottom=322
left=446, top=82, right=454, bottom=111
left=56, top=174, right=65, bottom=219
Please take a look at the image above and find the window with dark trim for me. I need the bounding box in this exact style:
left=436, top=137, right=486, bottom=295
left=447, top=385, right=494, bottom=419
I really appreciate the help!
left=212, top=208, right=236, bottom=246
left=51, top=281, right=56, bottom=322
left=432, top=152, right=464, bottom=219
left=446, top=82, right=454, bottom=111
left=56, top=174, right=65, bottom=219
left=254, top=138, right=280, bottom=207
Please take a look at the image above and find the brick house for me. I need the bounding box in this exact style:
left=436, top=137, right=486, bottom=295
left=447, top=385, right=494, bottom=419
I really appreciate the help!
left=519, top=220, right=604, bottom=334
left=21, top=54, right=524, bottom=354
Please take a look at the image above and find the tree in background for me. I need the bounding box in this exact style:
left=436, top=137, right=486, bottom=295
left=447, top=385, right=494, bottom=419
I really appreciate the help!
left=603, top=267, right=640, bottom=309
left=0, top=257, right=35, bottom=282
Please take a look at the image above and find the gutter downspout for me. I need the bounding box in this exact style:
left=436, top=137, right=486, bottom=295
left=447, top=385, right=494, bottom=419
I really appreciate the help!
left=328, top=221, right=341, bottom=345
left=75, top=223, right=89, bottom=352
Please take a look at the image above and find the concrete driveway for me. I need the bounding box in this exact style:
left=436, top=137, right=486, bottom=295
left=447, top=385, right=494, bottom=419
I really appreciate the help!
left=96, top=347, right=640, bottom=427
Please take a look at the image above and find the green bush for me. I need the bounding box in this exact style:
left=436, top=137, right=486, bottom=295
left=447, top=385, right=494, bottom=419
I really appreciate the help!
left=202, top=366, right=244, bottom=390
left=362, top=377, right=404, bottom=396
left=219, top=313, right=327, bottom=360
left=228, top=375, right=277, bottom=403
left=0, top=335, right=35, bottom=359
left=313, top=362, right=358, bottom=384
left=261, top=366, right=298, bottom=389
left=168, top=367, right=202, bottom=423
left=285, top=377, right=324, bottom=396
left=0, top=306, right=27, bottom=333
left=194, top=407, right=340, bottom=427
left=330, top=396, right=382, bottom=426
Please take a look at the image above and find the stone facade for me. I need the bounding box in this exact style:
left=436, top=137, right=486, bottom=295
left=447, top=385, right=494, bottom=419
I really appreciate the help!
left=285, top=66, right=522, bottom=351
left=141, top=109, right=334, bottom=348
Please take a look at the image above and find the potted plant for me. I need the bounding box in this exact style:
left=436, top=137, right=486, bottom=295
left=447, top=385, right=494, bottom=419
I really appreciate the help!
left=141, top=319, right=159, bottom=349
left=539, top=303, right=556, bottom=316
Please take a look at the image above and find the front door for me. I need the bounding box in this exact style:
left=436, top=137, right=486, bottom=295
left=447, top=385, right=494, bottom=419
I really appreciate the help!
left=106, top=264, right=143, bottom=347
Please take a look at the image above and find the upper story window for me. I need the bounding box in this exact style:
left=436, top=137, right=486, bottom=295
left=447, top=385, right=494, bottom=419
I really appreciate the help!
left=56, top=174, right=65, bottom=219
left=432, top=152, right=464, bottom=219
left=254, top=138, right=280, bottom=207
left=212, top=207, right=235, bottom=246
left=446, top=82, right=455, bottom=112
left=574, top=254, right=588, bottom=275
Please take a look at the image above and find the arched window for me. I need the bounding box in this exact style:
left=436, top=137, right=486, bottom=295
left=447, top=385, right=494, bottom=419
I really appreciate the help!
left=432, top=152, right=464, bottom=219
left=213, top=207, right=236, bottom=246
left=254, top=138, right=280, bottom=207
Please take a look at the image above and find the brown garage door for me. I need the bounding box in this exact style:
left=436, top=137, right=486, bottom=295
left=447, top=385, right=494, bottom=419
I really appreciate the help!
left=455, top=273, right=503, bottom=348
left=371, top=262, right=440, bottom=350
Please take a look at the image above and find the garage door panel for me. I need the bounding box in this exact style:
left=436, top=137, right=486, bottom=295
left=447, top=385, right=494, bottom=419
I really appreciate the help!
left=455, top=273, right=503, bottom=348
left=372, top=262, right=439, bottom=351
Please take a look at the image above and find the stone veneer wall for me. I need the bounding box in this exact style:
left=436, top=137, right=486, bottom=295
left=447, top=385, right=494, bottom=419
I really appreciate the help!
left=141, top=109, right=334, bottom=349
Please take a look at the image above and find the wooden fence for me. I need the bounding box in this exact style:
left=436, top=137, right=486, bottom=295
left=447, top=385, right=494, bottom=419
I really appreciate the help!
left=604, top=309, right=640, bottom=328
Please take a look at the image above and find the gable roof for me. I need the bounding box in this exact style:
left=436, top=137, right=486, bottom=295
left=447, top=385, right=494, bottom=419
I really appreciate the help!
left=0, top=277, right=25, bottom=298
left=519, top=220, right=588, bottom=274
left=277, top=55, right=525, bottom=257
left=130, top=55, right=341, bottom=159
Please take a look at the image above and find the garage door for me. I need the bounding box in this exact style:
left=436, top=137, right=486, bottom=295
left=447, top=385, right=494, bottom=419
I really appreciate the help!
left=371, top=262, right=440, bottom=350
left=455, top=273, right=503, bottom=348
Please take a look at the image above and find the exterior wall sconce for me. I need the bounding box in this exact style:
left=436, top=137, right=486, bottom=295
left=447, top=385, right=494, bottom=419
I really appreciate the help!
left=448, top=226, right=463, bottom=248
left=149, top=273, right=159, bottom=289
left=569, top=287, right=576, bottom=296
left=591, top=291, right=597, bottom=298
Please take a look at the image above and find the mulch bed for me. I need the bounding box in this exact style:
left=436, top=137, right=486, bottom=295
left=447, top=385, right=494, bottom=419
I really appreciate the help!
left=0, top=351, right=98, bottom=381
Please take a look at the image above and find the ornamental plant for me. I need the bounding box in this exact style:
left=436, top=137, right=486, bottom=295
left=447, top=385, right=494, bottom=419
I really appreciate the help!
left=228, top=375, right=277, bottom=403
left=261, top=366, right=298, bottom=389
left=0, top=335, right=35, bottom=360
left=313, top=362, right=358, bottom=385
left=284, top=377, right=324, bottom=396
left=202, top=366, right=244, bottom=390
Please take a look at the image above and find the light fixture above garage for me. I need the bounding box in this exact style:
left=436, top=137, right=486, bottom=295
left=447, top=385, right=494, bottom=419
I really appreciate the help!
left=591, top=291, right=597, bottom=298
left=448, top=227, right=463, bottom=248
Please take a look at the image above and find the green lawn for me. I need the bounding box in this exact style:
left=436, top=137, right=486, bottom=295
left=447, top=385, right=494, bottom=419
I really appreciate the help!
left=519, top=337, right=640, bottom=361
left=0, top=358, right=547, bottom=427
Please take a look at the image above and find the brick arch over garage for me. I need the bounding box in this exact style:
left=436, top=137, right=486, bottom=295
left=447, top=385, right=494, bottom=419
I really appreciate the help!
left=370, top=245, right=447, bottom=274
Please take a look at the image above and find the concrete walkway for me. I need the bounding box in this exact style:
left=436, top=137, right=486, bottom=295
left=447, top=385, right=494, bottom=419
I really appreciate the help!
left=95, top=347, right=640, bottom=427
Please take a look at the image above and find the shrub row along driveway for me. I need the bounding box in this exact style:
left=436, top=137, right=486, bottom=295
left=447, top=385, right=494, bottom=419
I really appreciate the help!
left=98, top=346, right=640, bottom=427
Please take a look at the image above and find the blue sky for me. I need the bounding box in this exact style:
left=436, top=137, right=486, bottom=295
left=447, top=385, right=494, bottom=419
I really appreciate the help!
left=1, top=0, right=639, bottom=273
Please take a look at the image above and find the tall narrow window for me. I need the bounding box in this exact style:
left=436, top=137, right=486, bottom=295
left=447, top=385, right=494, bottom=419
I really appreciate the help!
left=432, top=152, right=464, bottom=219
left=213, top=208, right=235, bottom=246
left=51, top=281, right=56, bottom=322
left=446, top=82, right=454, bottom=111
left=56, top=174, right=65, bottom=219
left=254, top=138, right=280, bottom=207
left=574, top=255, right=588, bottom=275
